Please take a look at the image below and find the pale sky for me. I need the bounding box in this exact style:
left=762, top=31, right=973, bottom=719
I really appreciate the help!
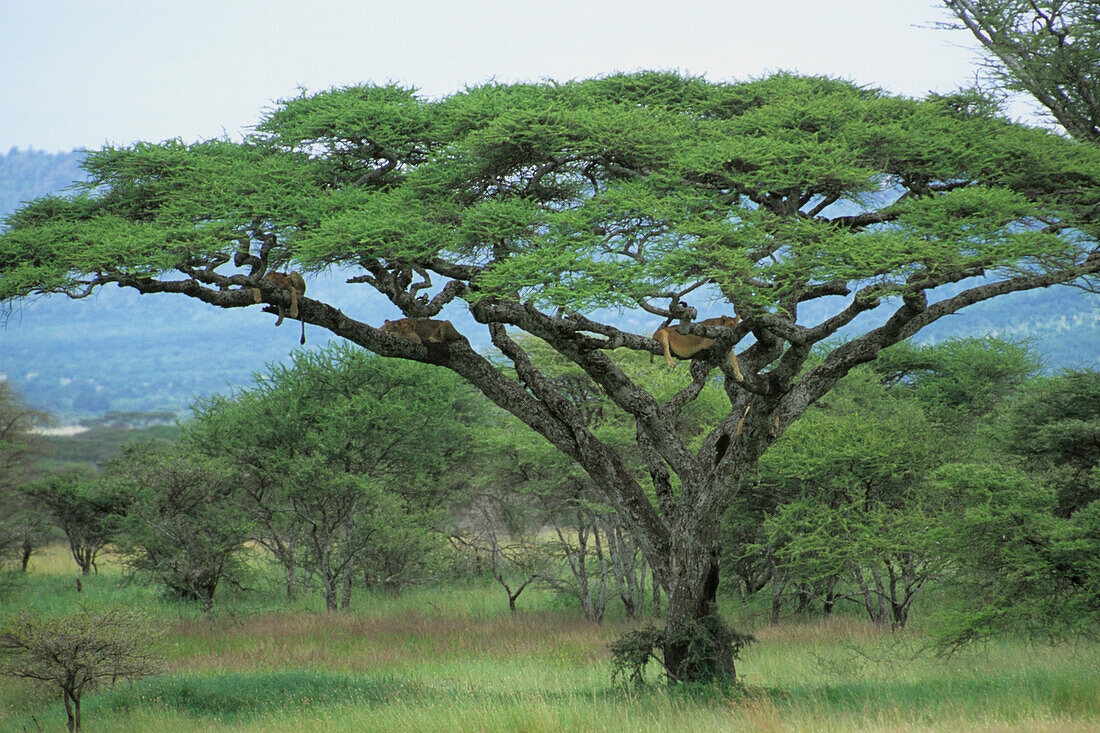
left=0, top=0, right=1024, bottom=154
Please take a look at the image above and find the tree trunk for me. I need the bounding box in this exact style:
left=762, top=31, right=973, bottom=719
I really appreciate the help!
left=769, top=565, right=788, bottom=625
left=870, top=567, right=890, bottom=627
left=63, top=688, right=79, bottom=733
left=608, top=521, right=640, bottom=618
left=75, top=545, right=94, bottom=575
left=572, top=524, right=595, bottom=621
left=852, top=565, right=887, bottom=626
left=652, top=564, right=662, bottom=616
left=662, top=545, right=735, bottom=683
left=795, top=582, right=815, bottom=614
left=286, top=562, right=299, bottom=600
left=320, top=548, right=338, bottom=612
left=593, top=524, right=609, bottom=623
left=823, top=575, right=839, bottom=615
left=340, top=571, right=353, bottom=610
left=280, top=534, right=299, bottom=600
left=19, top=540, right=31, bottom=573
left=323, top=581, right=338, bottom=613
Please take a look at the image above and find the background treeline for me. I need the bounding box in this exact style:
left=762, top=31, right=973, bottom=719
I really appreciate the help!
left=3, top=336, right=1097, bottom=650
left=1, top=148, right=1098, bottom=420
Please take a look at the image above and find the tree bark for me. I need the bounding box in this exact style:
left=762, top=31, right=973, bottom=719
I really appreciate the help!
left=340, top=572, right=353, bottom=610
left=63, top=688, right=80, bottom=733
left=662, top=545, right=733, bottom=682
left=19, top=540, right=31, bottom=573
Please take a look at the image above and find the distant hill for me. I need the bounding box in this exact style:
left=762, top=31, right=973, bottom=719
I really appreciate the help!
left=0, top=148, right=85, bottom=215
left=1, top=148, right=1098, bottom=420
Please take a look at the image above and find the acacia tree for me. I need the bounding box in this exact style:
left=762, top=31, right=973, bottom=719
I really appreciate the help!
left=929, top=462, right=1100, bottom=649
left=725, top=337, right=1039, bottom=623
left=942, top=0, right=1099, bottom=143
left=2, top=73, right=1099, bottom=682
left=754, top=380, right=944, bottom=629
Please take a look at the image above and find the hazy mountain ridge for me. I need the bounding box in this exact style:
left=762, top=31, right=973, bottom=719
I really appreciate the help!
left=1, top=149, right=1097, bottom=419
left=0, top=148, right=85, bottom=216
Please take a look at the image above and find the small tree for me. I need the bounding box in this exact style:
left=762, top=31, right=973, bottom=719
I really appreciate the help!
left=727, top=337, right=1041, bottom=624
left=0, top=381, right=53, bottom=573
left=458, top=493, right=549, bottom=613
left=930, top=462, right=1100, bottom=649
left=0, top=607, right=163, bottom=733
left=25, top=471, right=122, bottom=575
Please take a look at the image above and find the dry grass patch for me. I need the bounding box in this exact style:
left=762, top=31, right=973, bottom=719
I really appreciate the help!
left=169, top=609, right=621, bottom=674
left=751, top=615, right=893, bottom=645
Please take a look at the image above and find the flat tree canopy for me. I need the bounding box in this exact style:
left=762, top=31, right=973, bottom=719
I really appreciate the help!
left=2, top=72, right=1099, bottom=681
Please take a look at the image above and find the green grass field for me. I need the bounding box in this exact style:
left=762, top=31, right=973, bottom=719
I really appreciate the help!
left=2, top=544, right=1097, bottom=732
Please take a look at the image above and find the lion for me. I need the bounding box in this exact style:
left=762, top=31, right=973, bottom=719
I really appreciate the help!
left=253, top=271, right=307, bottom=344
left=651, top=315, right=743, bottom=380
left=380, top=317, right=466, bottom=344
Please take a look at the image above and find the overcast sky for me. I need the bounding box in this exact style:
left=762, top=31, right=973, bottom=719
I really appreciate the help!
left=0, top=0, right=1028, bottom=154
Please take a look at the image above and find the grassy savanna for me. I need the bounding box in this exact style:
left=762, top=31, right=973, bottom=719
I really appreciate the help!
left=1, top=545, right=1097, bottom=732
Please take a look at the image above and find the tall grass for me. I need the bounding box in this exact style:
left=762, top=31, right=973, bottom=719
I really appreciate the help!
left=2, top=543, right=1097, bottom=732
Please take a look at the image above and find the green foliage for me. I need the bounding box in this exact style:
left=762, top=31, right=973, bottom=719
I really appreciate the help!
left=107, top=441, right=251, bottom=610
left=3, top=73, right=1097, bottom=308
left=732, top=363, right=944, bottom=623
left=727, top=338, right=1044, bottom=626
left=999, top=369, right=1100, bottom=515
left=187, top=344, right=478, bottom=606
left=23, top=471, right=122, bottom=574
left=929, top=463, right=1100, bottom=649
left=609, top=624, right=664, bottom=685
left=872, top=336, right=1042, bottom=422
